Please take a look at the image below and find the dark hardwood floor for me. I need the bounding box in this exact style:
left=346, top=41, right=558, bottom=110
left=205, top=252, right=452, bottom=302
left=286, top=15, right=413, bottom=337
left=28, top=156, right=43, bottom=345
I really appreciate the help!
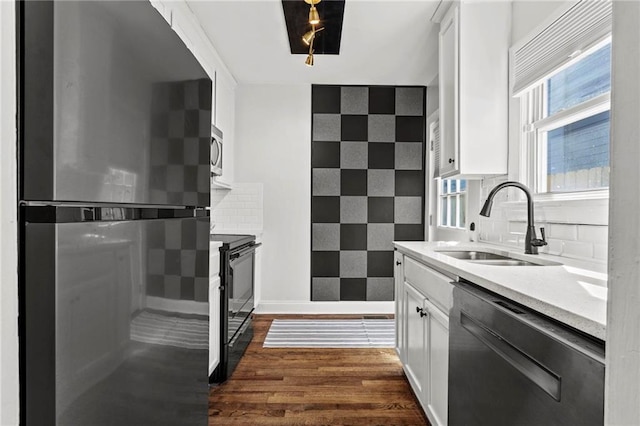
left=209, top=315, right=430, bottom=425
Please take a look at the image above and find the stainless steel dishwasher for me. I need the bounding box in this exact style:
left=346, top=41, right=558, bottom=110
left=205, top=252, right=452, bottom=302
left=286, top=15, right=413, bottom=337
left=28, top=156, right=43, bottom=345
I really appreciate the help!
left=448, top=280, right=605, bottom=426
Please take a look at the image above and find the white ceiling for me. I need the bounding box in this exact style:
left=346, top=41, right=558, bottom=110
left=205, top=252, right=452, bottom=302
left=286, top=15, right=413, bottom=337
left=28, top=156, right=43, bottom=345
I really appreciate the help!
left=187, top=0, right=441, bottom=86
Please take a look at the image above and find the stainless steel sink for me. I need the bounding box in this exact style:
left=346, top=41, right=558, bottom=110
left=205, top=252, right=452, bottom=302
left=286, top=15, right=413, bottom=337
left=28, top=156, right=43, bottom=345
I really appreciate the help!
left=437, top=251, right=513, bottom=261
left=436, top=250, right=556, bottom=266
left=466, top=259, right=541, bottom=266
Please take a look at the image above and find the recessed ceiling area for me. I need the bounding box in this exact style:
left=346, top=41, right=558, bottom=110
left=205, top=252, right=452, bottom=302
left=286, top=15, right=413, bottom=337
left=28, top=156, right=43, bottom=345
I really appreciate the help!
left=282, top=0, right=345, bottom=55
left=186, top=0, right=441, bottom=86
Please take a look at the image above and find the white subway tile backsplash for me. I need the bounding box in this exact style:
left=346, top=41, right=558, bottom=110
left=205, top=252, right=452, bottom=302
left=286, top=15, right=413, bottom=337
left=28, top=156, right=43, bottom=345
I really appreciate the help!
left=578, top=225, right=608, bottom=243
left=544, top=238, right=564, bottom=256
left=479, top=204, right=606, bottom=263
left=478, top=175, right=607, bottom=264
left=210, top=183, right=264, bottom=232
left=547, top=223, right=577, bottom=241
left=502, top=236, right=520, bottom=247
left=507, top=221, right=526, bottom=235
left=562, top=240, right=594, bottom=260
left=593, top=243, right=608, bottom=261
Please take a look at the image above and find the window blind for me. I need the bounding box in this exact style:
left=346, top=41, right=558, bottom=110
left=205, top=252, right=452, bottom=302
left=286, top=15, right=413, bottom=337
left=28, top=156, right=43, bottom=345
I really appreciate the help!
left=511, top=0, right=612, bottom=96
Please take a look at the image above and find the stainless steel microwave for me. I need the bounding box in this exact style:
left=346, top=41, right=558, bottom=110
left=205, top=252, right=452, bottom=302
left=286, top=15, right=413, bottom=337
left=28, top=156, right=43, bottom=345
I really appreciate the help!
left=211, top=124, right=223, bottom=176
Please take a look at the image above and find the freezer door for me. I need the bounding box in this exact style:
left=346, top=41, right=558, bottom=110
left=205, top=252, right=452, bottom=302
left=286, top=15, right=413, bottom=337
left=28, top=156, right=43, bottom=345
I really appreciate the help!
left=22, top=216, right=210, bottom=426
left=20, top=1, right=211, bottom=206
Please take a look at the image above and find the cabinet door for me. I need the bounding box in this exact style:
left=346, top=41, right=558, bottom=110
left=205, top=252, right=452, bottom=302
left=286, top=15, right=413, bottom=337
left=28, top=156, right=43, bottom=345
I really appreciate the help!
left=425, top=299, right=449, bottom=426
left=438, top=4, right=459, bottom=177
left=403, top=282, right=427, bottom=397
left=394, top=251, right=405, bottom=360
left=214, top=72, right=235, bottom=186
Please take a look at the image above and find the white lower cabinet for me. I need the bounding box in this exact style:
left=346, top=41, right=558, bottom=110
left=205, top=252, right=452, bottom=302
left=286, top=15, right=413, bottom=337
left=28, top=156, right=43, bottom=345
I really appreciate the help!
left=403, top=281, right=428, bottom=396
left=425, top=298, right=449, bottom=426
left=395, top=253, right=452, bottom=426
left=394, top=251, right=405, bottom=361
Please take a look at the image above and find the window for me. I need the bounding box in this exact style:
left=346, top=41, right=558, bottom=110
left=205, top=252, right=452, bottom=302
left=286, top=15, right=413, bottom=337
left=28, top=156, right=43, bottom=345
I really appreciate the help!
left=521, top=39, right=611, bottom=194
left=439, top=179, right=466, bottom=228
left=512, top=0, right=612, bottom=197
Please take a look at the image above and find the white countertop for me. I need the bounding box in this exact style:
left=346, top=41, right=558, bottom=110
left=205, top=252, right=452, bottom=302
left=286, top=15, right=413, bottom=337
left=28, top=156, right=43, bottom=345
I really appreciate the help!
left=394, top=241, right=607, bottom=340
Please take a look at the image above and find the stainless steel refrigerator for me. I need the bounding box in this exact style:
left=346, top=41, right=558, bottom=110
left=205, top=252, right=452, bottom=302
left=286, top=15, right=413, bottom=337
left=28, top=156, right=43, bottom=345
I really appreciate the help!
left=18, top=2, right=212, bottom=424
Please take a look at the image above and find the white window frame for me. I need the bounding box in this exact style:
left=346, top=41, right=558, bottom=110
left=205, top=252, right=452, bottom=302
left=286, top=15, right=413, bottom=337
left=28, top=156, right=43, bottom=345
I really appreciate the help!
left=519, top=36, right=611, bottom=203
left=437, top=178, right=466, bottom=229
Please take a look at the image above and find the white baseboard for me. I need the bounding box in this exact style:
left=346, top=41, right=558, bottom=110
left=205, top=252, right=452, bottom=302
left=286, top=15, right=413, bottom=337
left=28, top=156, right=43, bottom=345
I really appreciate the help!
left=254, top=301, right=394, bottom=315
left=145, top=296, right=208, bottom=316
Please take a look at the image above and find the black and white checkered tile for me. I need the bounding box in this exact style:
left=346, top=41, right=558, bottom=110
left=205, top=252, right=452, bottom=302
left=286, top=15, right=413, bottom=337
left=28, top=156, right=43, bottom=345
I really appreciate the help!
left=150, top=79, right=211, bottom=207
left=146, top=217, right=210, bottom=302
left=311, top=85, right=426, bottom=302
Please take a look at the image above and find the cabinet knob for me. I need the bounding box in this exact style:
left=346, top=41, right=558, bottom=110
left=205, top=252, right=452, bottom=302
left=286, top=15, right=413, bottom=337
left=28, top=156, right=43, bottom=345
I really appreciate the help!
left=416, top=306, right=427, bottom=317
left=448, top=158, right=455, bottom=164
left=396, top=261, right=402, bottom=266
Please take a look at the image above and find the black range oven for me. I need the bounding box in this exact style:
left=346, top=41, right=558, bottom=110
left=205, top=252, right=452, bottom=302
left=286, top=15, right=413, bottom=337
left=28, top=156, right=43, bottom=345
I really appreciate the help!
left=210, top=234, right=260, bottom=384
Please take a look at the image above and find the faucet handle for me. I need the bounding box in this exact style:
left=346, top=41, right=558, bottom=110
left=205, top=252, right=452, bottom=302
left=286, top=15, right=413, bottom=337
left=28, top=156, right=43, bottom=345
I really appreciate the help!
left=532, top=227, right=548, bottom=247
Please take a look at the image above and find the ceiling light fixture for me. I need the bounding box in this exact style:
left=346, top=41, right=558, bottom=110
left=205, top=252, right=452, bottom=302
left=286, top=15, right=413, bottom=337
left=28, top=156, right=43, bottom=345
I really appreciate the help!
left=305, top=51, right=314, bottom=67
left=303, top=0, right=322, bottom=66
left=305, top=0, right=321, bottom=25
left=305, top=24, right=316, bottom=67
left=309, top=5, right=320, bottom=25
left=302, top=26, right=324, bottom=46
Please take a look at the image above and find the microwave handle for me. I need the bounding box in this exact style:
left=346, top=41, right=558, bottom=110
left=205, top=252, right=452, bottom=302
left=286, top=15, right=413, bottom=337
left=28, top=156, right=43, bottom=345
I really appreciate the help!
left=211, top=137, right=222, bottom=165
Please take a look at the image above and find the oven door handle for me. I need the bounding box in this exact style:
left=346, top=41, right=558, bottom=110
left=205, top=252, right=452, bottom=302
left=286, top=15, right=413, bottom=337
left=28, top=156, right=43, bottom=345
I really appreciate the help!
left=229, top=242, right=262, bottom=260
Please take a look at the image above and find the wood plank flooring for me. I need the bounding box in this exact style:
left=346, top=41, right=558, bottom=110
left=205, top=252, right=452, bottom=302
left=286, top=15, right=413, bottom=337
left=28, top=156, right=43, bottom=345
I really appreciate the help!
left=209, top=315, right=430, bottom=425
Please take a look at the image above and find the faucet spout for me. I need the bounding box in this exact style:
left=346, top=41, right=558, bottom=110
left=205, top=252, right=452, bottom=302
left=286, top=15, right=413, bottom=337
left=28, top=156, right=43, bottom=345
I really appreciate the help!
left=479, top=181, right=547, bottom=254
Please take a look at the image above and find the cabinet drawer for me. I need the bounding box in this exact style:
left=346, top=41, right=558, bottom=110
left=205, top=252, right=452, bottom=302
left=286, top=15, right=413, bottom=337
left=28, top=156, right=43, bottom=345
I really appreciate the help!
left=404, top=256, right=453, bottom=312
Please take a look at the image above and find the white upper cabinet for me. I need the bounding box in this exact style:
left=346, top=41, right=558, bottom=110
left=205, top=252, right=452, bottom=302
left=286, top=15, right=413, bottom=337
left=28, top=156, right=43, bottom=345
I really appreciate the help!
left=437, top=0, right=510, bottom=179
left=150, top=0, right=237, bottom=188
left=214, top=71, right=236, bottom=187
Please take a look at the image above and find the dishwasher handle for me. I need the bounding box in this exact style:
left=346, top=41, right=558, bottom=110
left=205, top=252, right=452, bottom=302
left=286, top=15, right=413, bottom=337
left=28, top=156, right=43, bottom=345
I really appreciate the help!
left=460, top=311, right=561, bottom=401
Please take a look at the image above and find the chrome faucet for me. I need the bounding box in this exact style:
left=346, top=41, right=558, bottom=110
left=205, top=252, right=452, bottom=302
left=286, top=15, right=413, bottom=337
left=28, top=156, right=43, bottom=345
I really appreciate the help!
left=479, top=181, right=547, bottom=255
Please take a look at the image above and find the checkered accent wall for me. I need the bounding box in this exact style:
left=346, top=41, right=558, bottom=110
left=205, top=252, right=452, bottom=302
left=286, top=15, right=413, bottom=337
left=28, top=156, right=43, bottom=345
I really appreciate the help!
left=311, top=85, right=426, bottom=302
left=150, top=79, right=212, bottom=208
left=146, top=217, right=210, bottom=302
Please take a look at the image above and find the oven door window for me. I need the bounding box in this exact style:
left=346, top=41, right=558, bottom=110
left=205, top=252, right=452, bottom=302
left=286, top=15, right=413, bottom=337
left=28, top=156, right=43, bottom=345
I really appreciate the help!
left=228, top=250, right=254, bottom=331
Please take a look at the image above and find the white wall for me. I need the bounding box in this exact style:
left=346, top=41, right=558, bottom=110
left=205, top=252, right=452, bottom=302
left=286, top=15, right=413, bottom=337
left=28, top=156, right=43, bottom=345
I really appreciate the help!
left=511, top=0, right=574, bottom=44
left=233, top=84, right=312, bottom=308
left=606, top=2, right=640, bottom=423
left=233, top=84, right=392, bottom=314
left=0, top=1, right=19, bottom=424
